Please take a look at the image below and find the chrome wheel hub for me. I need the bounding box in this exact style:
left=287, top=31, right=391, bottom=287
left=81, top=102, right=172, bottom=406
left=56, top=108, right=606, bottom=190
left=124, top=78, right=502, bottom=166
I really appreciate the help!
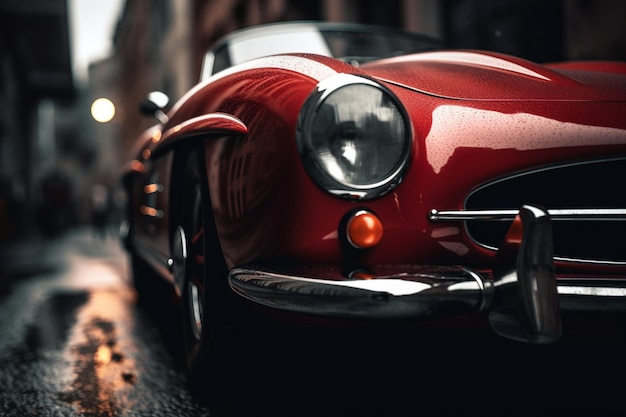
left=171, top=226, right=187, bottom=297
left=189, top=282, right=203, bottom=341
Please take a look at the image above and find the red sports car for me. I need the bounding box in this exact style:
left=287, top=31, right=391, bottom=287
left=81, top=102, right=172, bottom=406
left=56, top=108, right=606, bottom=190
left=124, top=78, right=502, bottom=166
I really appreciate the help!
left=121, top=21, right=626, bottom=388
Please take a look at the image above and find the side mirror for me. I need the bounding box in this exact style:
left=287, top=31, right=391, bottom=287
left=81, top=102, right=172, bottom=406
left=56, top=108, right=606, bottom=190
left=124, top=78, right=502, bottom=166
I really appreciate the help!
left=139, top=91, right=170, bottom=124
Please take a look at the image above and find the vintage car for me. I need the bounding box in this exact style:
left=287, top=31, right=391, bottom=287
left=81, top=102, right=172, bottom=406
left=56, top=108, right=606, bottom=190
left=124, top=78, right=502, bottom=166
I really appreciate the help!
left=121, top=21, right=626, bottom=387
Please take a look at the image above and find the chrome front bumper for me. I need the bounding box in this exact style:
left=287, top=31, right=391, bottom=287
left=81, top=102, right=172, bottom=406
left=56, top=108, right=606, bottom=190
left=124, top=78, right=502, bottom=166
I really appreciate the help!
left=229, top=206, right=626, bottom=343
left=229, top=264, right=491, bottom=319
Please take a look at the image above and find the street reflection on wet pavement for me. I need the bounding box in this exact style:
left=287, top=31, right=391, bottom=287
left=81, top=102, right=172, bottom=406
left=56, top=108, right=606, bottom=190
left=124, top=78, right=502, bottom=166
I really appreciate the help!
left=0, top=229, right=211, bottom=417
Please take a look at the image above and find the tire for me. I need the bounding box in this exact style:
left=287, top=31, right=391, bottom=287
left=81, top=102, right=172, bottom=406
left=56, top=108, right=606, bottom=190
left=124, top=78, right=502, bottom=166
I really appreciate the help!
left=178, top=149, right=232, bottom=402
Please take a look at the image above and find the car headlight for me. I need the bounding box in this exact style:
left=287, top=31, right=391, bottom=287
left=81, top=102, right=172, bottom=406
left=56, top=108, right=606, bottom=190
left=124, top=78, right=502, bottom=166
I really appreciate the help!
left=297, top=74, right=411, bottom=200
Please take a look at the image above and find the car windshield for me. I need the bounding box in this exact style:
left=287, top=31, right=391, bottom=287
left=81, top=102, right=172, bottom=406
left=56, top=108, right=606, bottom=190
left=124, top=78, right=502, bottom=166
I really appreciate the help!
left=201, top=23, right=440, bottom=81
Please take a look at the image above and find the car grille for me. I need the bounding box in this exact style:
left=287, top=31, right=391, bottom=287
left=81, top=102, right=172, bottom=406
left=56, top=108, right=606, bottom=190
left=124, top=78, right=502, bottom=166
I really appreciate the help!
left=465, top=158, right=626, bottom=263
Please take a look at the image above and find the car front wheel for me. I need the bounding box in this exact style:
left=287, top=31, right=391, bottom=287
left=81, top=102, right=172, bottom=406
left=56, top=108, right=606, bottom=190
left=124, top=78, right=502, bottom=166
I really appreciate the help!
left=178, top=149, right=232, bottom=401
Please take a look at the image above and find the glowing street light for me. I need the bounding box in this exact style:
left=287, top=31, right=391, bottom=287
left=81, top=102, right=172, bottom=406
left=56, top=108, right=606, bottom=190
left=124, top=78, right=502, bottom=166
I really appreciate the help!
left=91, top=97, right=116, bottom=123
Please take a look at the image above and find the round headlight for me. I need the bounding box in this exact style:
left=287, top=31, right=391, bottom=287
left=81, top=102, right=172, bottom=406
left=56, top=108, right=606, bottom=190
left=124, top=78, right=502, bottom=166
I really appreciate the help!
left=297, top=74, right=411, bottom=199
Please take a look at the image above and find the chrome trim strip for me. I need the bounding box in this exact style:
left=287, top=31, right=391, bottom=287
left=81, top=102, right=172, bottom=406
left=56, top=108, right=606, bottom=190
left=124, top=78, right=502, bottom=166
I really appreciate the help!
left=557, top=279, right=626, bottom=311
left=463, top=157, right=626, bottom=209
left=429, top=208, right=626, bottom=222
left=458, top=266, right=492, bottom=312
left=486, top=249, right=626, bottom=266
left=559, top=285, right=626, bottom=297
left=430, top=207, right=626, bottom=265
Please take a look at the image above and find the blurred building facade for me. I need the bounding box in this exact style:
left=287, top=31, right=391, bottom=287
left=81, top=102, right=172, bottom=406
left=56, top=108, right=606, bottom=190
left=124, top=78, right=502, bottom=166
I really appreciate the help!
left=0, top=0, right=75, bottom=239
left=1, top=0, right=624, bottom=239
left=109, top=0, right=444, bottom=163
left=110, top=0, right=626, bottom=169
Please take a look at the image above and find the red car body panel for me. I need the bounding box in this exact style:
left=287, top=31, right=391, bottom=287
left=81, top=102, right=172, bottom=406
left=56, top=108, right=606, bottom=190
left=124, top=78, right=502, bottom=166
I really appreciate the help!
left=364, top=50, right=626, bottom=101
left=123, top=22, right=626, bottom=346
left=143, top=52, right=626, bottom=274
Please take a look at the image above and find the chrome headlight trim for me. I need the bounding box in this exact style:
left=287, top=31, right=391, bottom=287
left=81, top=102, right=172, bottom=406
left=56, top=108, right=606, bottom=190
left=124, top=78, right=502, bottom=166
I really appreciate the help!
left=297, top=74, right=411, bottom=200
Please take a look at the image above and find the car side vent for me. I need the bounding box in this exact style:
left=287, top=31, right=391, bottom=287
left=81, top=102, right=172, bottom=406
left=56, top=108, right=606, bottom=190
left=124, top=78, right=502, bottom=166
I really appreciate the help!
left=465, top=158, right=626, bottom=262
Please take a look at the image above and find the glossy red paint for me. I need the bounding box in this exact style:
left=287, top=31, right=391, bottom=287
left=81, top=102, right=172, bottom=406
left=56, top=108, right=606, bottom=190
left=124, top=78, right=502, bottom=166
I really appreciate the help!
left=128, top=49, right=626, bottom=272
left=364, top=50, right=626, bottom=101
left=123, top=23, right=626, bottom=344
left=119, top=25, right=626, bottom=388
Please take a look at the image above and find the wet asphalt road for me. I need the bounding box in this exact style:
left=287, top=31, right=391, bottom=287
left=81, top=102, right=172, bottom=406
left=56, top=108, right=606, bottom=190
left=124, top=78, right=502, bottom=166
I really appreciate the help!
left=0, top=228, right=213, bottom=417
left=1, top=227, right=626, bottom=417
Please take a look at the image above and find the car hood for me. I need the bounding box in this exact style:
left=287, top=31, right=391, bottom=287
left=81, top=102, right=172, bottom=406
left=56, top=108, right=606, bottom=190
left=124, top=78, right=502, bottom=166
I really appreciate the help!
left=361, top=50, right=626, bottom=101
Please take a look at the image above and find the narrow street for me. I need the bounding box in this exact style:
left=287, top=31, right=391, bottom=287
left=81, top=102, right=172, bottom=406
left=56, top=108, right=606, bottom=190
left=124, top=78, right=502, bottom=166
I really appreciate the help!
left=0, top=228, right=212, bottom=417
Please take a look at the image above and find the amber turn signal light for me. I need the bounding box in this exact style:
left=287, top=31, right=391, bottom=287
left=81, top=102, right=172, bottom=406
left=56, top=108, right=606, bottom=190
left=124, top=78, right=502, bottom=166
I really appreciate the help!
left=346, top=210, right=383, bottom=249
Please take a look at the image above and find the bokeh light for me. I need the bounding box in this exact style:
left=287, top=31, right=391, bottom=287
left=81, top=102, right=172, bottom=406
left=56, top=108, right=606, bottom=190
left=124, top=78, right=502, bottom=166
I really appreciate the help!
left=91, top=97, right=116, bottom=123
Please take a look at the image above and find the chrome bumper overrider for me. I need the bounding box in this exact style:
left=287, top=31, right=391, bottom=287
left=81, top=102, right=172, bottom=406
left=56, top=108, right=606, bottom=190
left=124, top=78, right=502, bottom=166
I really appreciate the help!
left=229, top=205, right=626, bottom=344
